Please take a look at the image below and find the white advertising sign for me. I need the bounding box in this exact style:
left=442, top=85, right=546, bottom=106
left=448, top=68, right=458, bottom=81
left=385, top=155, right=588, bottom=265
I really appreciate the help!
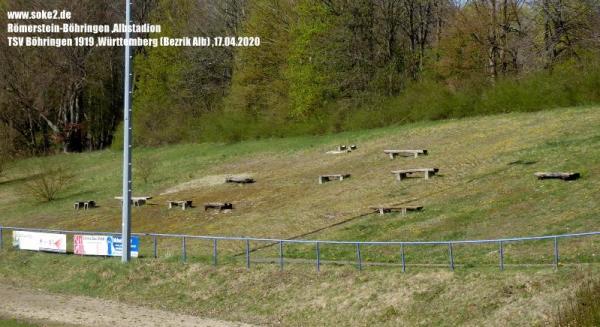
left=12, top=231, right=67, bottom=253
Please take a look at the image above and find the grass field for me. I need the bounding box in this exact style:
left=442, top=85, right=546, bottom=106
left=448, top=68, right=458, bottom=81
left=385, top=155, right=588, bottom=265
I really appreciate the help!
left=1, top=106, right=599, bottom=325
left=0, top=250, right=597, bottom=326
left=0, top=317, right=66, bottom=327
left=0, top=319, right=37, bottom=327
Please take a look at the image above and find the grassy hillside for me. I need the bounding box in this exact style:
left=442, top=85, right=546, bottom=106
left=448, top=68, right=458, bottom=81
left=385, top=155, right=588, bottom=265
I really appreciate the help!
left=0, top=252, right=595, bottom=326
left=1, top=106, right=600, bottom=325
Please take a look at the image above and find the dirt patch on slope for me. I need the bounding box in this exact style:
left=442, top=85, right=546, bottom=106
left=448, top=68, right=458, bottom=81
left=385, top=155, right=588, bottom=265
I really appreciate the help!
left=160, top=173, right=254, bottom=195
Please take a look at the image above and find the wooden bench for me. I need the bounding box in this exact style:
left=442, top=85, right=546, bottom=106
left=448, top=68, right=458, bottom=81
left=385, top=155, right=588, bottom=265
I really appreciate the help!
left=74, top=201, right=96, bottom=210
left=167, top=200, right=193, bottom=210
left=204, top=202, right=233, bottom=211
left=225, top=176, right=255, bottom=184
left=534, top=172, right=580, bottom=181
left=319, top=174, right=351, bottom=184
left=369, top=205, right=423, bottom=216
left=115, top=196, right=152, bottom=207
left=391, top=168, right=439, bottom=181
left=384, top=149, right=428, bottom=159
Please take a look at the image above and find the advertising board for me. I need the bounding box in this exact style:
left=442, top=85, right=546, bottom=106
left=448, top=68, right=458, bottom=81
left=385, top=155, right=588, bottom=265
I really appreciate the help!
left=12, top=231, right=67, bottom=253
left=74, top=235, right=139, bottom=257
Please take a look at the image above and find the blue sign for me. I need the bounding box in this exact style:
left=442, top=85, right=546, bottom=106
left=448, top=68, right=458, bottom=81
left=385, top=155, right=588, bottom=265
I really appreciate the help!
left=107, top=236, right=139, bottom=257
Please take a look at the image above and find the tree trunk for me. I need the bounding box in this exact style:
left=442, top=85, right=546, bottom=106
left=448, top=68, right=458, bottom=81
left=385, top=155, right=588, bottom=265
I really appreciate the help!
left=488, top=0, right=499, bottom=82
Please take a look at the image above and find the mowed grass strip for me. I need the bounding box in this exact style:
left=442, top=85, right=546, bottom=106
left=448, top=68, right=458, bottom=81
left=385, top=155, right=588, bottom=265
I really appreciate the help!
left=0, top=248, right=596, bottom=326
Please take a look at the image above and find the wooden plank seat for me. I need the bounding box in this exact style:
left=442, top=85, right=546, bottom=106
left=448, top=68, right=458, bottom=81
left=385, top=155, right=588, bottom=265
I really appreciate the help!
left=319, top=174, right=351, bottom=184
left=74, top=201, right=96, bottom=210
left=167, top=200, right=193, bottom=210
left=534, top=172, right=580, bottom=181
left=369, top=205, right=423, bottom=216
left=204, top=202, right=233, bottom=211
left=384, top=149, right=428, bottom=159
left=225, top=176, right=255, bottom=184
left=114, top=196, right=152, bottom=207
left=391, top=168, right=439, bottom=181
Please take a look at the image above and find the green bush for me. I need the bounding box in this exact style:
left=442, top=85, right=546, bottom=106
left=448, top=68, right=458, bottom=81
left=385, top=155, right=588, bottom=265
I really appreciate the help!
left=338, top=59, right=600, bottom=132
left=115, top=58, right=600, bottom=147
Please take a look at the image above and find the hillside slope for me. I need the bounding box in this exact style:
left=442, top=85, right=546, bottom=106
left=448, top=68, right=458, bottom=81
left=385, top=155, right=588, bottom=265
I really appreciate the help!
left=2, top=106, right=599, bottom=241
left=0, top=106, right=599, bottom=326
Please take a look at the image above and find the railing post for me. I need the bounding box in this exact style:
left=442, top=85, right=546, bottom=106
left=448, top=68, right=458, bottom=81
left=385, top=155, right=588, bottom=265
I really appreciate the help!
left=400, top=243, right=406, bottom=272
left=553, top=237, right=559, bottom=270
left=245, top=239, right=250, bottom=269
left=152, top=235, right=157, bottom=259
left=448, top=243, right=455, bottom=271
left=316, top=242, right=321, bottom=272
left=212, top=239, right=218, bottom=266
left=356, top=243, right=362, bottom=271
left=279, top=241, right=284, bottom=271
left=182, top=237, right=187, bottom=262
left=499, top=241, right=504, bottom=271
left=0, top=226, right=3, bottom=250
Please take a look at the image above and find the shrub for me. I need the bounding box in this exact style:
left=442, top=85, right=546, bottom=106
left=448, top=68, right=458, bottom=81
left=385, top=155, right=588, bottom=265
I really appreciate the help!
left=0, top=126, right=16, bottom=177
left=555, top=278, right=600, bottom=326
left=134, top=154, right=158, bottom=185
left=0, top=156, right=8, bottom=177
left=23, top=166, right=74, bottom=202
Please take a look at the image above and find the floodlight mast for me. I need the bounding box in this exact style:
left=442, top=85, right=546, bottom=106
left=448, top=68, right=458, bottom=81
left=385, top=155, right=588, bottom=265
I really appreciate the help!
left=121, top=0, right=133, bottom=263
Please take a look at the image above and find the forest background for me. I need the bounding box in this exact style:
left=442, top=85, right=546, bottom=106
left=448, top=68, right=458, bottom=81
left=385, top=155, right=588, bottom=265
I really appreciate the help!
left=1, top=0, right=599, bottom=156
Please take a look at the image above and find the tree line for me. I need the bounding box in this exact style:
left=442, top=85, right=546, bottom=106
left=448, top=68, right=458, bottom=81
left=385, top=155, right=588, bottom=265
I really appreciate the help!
left=1, top=0, right=599, bottom=155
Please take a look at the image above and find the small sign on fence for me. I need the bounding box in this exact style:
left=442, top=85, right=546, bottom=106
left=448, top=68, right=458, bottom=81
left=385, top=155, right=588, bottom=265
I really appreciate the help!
left=12, top=231, right=67, bottom=253
left=74, top=235, right=139, bottom=257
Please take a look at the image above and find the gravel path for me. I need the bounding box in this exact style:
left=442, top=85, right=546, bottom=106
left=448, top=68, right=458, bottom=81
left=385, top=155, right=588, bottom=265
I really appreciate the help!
left=0, top=284, right=253, bottom=327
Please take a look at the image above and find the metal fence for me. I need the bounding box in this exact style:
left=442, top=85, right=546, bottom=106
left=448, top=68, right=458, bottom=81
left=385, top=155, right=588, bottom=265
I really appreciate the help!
left=1, top=225, right=599, bottom=272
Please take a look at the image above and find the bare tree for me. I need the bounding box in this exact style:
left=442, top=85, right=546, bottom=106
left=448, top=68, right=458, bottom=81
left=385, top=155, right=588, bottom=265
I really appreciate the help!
left=467, top=0, right=527, bottom=81
left=398, top=0, right=438, bottom=79
left=22, top=166, right=75, bottom=202
left=538, top=0, right=597, bottom=68
left=0, top=0, right=124, bottom=154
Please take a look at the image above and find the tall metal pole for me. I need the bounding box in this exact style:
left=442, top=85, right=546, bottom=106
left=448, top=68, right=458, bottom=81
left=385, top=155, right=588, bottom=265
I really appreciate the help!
left=121, top=0, right=133, bottom=263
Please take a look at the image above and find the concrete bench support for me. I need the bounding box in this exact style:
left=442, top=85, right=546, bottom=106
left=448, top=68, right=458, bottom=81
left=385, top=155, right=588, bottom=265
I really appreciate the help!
left=335, top=145, right=357, bottom=151
left=115, top=196, right=152, bottom=207
left=369, top=205, right=423, bottom=216
left=384, top=149, right=428, bottom=159
left=391, top=168, right=438, bottom=181
left=74, top=201, right=96, bottom=210
left=204, top=202, right=233, bottom=211
left=319, top=174, right=351, bottom=184
left=168, top=200, right=193, bottom=210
